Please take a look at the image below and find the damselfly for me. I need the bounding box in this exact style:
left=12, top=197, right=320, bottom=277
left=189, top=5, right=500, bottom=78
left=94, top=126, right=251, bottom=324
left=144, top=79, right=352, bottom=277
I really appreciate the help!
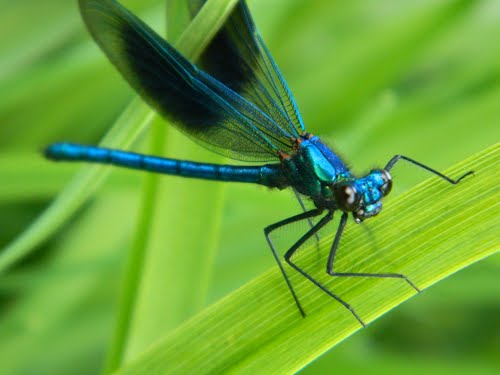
left=46, top=0, right=472, bottom=326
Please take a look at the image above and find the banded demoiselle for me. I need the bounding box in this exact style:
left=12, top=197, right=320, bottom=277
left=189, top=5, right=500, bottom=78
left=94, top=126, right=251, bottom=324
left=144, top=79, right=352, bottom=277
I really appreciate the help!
left=46, top=0, right=473, bottom=326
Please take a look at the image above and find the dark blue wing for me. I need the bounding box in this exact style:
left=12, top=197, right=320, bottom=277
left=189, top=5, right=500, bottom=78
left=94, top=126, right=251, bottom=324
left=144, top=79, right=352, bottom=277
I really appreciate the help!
left=189, top=0, right=306, bottom=138
left=79, top=0, right=297, bottom=161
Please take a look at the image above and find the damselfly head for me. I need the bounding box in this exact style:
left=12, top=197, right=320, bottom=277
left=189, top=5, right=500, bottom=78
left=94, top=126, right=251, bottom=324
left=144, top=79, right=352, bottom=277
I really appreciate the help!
left=336, top=169, right=392, bottom=223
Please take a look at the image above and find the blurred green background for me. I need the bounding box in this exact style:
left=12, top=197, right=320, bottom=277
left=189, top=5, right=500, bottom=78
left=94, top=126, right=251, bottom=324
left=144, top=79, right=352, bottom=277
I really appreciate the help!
left=0, top=0, right=498, bottom=374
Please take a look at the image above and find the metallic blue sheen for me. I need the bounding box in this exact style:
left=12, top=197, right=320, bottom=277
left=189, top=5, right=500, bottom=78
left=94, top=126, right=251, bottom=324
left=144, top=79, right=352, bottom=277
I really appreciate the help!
left=309, top=137, right=350, bottom=178
left=301, top=137, right=351, bottom=183
left=352, top=171, right=389, bottom=219
left=45, top=0, right=471, bottom=326
left=46, top=0, right=395, bottom=222
left=46, top=143, right=285, bottom=187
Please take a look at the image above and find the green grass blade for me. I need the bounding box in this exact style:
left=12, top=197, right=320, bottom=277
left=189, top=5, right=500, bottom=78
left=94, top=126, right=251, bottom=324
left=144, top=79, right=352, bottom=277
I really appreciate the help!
left=115, top=143, right=499, bottom=375
left=0, top=152, right=139, bottom=202
left=0, top=99, right=153, bottom=273
left=0, top=0, right=237, bottom=274
left=103, top=0, right=236, bottom=372
left=102, top=118, right=164, bottom=374
left=175, top=0, right=239, bottom=61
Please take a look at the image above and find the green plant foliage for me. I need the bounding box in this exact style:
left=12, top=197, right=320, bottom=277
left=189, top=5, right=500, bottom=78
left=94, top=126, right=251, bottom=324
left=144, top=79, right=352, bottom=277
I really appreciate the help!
left=115, top=144, right=498, bottom=375
left=0, top=1, right=498, bottom=375
left=104, top=1, right=237, bottom=373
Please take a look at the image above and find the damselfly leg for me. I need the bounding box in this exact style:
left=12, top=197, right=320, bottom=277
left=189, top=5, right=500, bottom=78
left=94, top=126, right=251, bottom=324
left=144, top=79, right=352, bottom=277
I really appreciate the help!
left=325, top=212, right=420, bottom=292
left=293, top=188, right=321, bottom=252
left=282, top=211, right=367, bottom=326
left=264, top=208, right=323, bottom=318
left=385, top=155, right=474, bottom=183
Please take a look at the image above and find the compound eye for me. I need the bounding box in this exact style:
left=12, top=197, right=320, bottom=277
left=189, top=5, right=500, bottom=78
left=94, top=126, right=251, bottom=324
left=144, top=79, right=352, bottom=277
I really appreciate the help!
left=380, top=179, right=392, bottom=196
left=338, top=185, right=361, bottom=211
left=380, top=170, right=393, bottom=196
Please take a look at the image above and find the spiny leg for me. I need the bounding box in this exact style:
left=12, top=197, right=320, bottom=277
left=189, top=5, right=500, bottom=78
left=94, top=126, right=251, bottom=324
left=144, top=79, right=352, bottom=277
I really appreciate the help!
left=293, top=189, right=321, bottom=252
left=385, top=154, right=474, bottom=184
left=264, top=208, right=323, bottom=318
left=326, top=212, right=420, bottom=293
left=283, top=212, right=367, bottom=326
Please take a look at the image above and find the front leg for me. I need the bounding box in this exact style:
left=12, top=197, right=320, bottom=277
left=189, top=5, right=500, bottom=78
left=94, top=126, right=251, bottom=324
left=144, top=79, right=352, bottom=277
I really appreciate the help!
left=326, top=212, right=420, bottom=292
left=384, top=154, right=474, bottom=184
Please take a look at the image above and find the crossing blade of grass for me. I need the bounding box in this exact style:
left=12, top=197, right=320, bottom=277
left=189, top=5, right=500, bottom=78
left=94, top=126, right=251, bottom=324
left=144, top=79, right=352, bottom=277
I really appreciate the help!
left=115, top=143, right=498, bottom=375
left=105, top=0, right=236, bottom=371
left=0, top=0, right=237, bottom=274
left=0, top=98, right=153, bottom=273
